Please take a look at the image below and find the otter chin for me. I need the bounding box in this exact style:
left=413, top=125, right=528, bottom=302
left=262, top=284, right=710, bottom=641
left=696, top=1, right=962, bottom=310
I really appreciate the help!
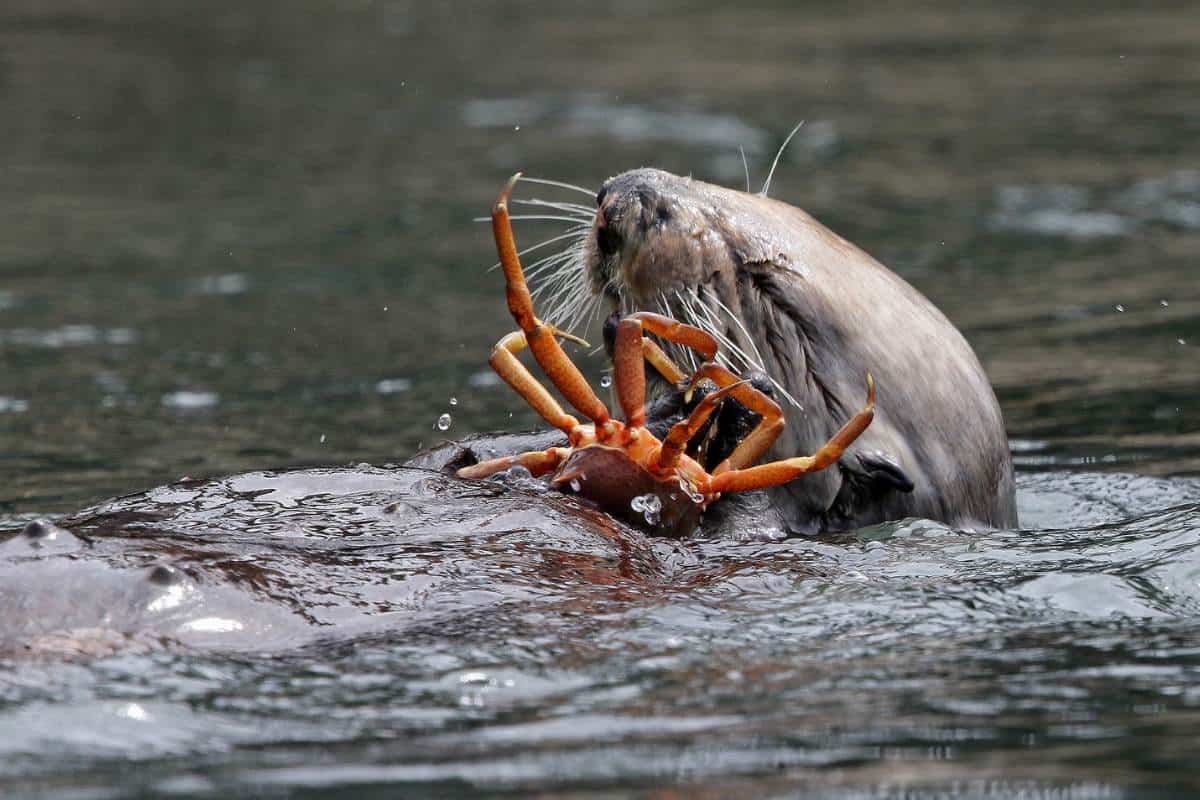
left=581, top=168, right=1017, bottom=532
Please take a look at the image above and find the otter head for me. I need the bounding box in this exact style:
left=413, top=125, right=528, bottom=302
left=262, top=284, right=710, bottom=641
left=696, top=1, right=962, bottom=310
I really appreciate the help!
left=518, top=168, right=1012, bottom=531
left=582, top=168, right=799, bottom=406
left=587, top=168, right=740, bottom=309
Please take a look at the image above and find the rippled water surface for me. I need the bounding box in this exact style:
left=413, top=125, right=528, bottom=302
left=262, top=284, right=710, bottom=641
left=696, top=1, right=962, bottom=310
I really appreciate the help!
left=1, top=2, right=1198, bottom=797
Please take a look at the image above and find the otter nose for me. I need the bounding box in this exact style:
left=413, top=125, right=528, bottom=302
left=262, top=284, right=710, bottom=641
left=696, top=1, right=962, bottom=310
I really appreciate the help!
left=613, top=186, right=670, bottom=233
left=595, top=201, right=623, bottom=258
left=596, top=181, right=672, bottom=258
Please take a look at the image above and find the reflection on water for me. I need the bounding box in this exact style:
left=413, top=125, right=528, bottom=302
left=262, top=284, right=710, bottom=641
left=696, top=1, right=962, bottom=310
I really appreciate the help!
left=1, top=0, right=1198, bottom=796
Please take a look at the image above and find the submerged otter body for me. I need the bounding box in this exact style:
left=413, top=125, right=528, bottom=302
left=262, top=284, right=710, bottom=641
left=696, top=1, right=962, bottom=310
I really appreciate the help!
left=585, top=168, right=1017, bottom=531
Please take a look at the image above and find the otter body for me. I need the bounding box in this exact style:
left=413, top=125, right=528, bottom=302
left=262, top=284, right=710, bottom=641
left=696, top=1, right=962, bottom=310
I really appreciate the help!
left=586, top=168, right=1017, bottom=531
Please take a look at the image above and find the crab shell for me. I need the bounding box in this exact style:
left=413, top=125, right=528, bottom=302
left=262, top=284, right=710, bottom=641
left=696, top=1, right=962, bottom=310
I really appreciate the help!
left=552, top=444, right=705, bottom=538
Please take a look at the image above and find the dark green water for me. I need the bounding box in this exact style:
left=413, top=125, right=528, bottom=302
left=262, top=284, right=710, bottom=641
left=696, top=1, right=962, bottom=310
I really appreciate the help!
left=1, top=2, right=1199, bottom=797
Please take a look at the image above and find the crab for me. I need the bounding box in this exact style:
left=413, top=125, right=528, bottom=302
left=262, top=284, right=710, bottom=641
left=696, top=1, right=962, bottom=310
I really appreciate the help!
left=456, top=174, right=876, bottom=536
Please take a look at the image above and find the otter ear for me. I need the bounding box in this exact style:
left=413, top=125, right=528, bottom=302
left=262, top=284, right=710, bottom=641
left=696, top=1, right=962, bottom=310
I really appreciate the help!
left=852, top=450, right=915, bottom=494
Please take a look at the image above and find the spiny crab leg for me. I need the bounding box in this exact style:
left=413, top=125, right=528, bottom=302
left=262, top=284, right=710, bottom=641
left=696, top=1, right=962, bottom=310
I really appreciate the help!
left=489, top=329, right=590, bottom=441
left=625, top=312, right=719, bottom=363
left=640, top=338, right=688, bottom=385
left=611, top=312, right=722, bottom=428
left=705, top=375, right=876, bottom=494
left=494, top=173, right=614, bottom=436
left=456, top=446, right=570, bottom=481
left=612, top=319, right=648, bottom=428
left=683, top=363, right=786, bottom=474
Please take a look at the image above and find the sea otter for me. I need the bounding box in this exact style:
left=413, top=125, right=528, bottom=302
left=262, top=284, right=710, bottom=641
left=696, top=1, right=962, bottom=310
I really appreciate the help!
left=577, top=168, right=1017, bottom=531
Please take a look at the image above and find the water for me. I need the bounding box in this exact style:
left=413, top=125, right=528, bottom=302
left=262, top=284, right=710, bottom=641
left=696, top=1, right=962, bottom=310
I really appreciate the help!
left=2, top=468, right=1199, bottom=797
left=1, top=1, right=1199, bottom=796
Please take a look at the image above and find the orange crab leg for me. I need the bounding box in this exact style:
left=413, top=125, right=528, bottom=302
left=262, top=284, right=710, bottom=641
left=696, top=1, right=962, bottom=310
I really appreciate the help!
left=640, top=338, right=688, bottom=386
left=613, top=318, right=648, bottom=428
left=683, top=363, right=786, bottom=474
left=705, top=375, right=875, bottom=494
left=489, top=331, right=584, bottom=439
left=656, top=380, right=750, bottom=471
left=457, top=447, right=570, bottom=480
left=494, top=174, right=612, bottom=431
left=625, top=312, right=719, bottom=363
left=611, top=312, right=723, bottom=429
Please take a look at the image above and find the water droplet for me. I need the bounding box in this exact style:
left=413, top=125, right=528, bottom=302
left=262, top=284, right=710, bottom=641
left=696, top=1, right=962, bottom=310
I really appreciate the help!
left=642, top=494, right=662, bottom=515
left=1160, top=299, right=1170, bottom=307
left=319, top=434, right=326, bottom=443
left=1115, top=304, right=1125, bottom=312
left=599, top=375, right=613, bottom=388
left=513, top=125, right=521, bottom=131
left=677, top=480, right=704, bottom=505
left=630, top=493, right=662, bottom=525
left=436, top=413, right=452, bottom=431
left=449, top=397, right=458, bottom=406
left=383, top=305, right=389, bottom=311
left=1179, top=338, right=1187, bottom=345
left=569, top=479, right=581, bottom=492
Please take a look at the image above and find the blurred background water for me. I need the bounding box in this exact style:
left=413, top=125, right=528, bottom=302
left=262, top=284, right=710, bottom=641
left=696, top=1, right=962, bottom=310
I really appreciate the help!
left=1, top=1, right=1198, bottom=797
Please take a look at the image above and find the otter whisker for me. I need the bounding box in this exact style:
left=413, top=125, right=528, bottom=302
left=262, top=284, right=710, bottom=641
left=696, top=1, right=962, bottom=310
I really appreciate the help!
left=526, top=247, right=581, bottom=282
left=573, top=281, right=600, bottom=332
left=708, top=292, right=767, bottom=373
left=660, top=292, right=700, bottom=374
left=498, top=214, right=597, bottom=225
left=525, top=239, right=580, bottom=273
left=537, top=249, right=593, bottom=331
left=686, top=288, right=803, bottom=410
left=582, top=285, right=606, bottom=333
left=760, top=120, right=805, bottom=198
left=514, top=196, right=593, bottom=211
left=542, top=274, right=589, bottom=329
left=488, top=227, right=590, bottom=272
left=676, top=287, right=768, bottom=393
left=526, top=252, right=583, bottom=281
left=517, top=175, right=597, bottom=198
left=512, top=198, right=595, bottom=218
left=689, top=288, right=760, bottom=375
left=533, top=258, right=581, bottom=301
left=528, top=232, right=595, bottom=333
